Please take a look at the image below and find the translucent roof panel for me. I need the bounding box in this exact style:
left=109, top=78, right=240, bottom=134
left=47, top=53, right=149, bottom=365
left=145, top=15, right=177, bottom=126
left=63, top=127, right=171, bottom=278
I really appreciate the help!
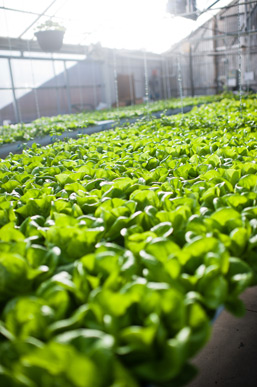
left=0, top=0, right=50, bottom=14
left=0, top=9, right=37, bottom=38
left=0, top=0, right=234, bottom=53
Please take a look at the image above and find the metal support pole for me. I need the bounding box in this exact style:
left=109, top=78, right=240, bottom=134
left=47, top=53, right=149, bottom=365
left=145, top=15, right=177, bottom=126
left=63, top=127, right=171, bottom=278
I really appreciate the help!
left=244, top=2, right=251, bottom=92
left=165, top=59, right=171, bottom=99
left=143, top=49, right=150, bottom=119
left=91, top=60, right=98, bottom=109
left=160, top=60, right=166, bottom=100
left=177, top=53, right=184, bottom=115
left=237, top=1, right=243, bottom=110
left=127, top=56, right=134, bottom=105
left=103, top=53, right=112, bottom=108
left=189, top=44, right=195, bottom=96
left=51, top=56, right=61, bottom=115
left=7, top=58, right=21, bottom=123
left=76, top=63, right=84, bottom=111
left=213, top=16, right=219, bottom=94
left=64, top=61, right=72, bottom=114
left=113, top=50, right=119, bottom=109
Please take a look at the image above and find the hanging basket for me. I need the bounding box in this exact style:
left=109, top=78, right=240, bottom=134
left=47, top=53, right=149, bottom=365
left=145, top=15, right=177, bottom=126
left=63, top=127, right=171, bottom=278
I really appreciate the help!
left=35, top=30, right=65, bottom=52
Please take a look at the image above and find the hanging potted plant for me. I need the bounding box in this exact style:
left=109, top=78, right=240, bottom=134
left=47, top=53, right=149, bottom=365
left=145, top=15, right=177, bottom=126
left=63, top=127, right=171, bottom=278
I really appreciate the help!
left=34, top=20, right=66, bottom=52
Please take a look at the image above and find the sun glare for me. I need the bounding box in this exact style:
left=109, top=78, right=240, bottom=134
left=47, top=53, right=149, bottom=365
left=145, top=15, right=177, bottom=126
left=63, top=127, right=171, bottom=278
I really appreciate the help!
left=57, top=0, right=195, bottom=53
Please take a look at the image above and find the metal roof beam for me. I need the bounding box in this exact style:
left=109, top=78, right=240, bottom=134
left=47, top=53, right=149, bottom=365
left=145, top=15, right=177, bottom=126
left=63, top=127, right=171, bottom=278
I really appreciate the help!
left=0, top=54, right=86, bottom=62
left=0, top=36, right=87, bottom=55
left=188, top=28, right=257, bottom=42
left=165, top=28, right=257, bottom=55
left=0, top=37, right=163, bottom=59
left=210, top=1, right=257, bottom=15
left=18, top=0, right=58, bottom=39
left=0, top=6, right=55, bottom=19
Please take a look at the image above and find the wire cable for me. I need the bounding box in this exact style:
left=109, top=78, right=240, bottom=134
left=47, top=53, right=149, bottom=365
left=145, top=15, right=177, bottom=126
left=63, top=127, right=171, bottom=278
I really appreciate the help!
left=237, top=0, right=243, bottom=113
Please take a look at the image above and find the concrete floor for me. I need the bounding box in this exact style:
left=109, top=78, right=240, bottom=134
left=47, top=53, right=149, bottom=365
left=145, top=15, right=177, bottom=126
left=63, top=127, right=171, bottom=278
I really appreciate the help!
left=187, top=286, right=257, bottom=387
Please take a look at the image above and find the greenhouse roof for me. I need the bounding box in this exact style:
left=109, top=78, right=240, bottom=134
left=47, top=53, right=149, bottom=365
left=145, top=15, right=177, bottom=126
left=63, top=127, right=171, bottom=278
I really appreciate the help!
left=0, top=0, right=234, bottom=54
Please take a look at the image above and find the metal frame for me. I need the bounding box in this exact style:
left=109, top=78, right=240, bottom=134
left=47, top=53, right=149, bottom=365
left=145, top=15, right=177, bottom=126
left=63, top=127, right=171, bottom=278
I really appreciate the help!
left=213, top=1, right=257, bottom=14
left=0, top=54, right=86, bottom=61
left=0, top=54, right=104, bottom=123
left=0, top=51, right=89, bottom=122
left=0, top=0, right=257, bottom=124
left=0, top=4, right=64, bottom=21
left=18, top=0, right=58, bottom=39
left=0, top=85, right=102, bottom=91
left=185, top=28, right=257, bottom=44
left=7, top=58, right=20, bottom=123
left=0, top=37, right=88, bottom=55
left=0, top=1, right=256, bottom=48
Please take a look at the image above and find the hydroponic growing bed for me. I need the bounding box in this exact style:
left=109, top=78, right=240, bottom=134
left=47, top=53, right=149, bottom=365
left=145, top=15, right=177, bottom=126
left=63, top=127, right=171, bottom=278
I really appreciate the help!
left=0, top=94, right=227, bottom=147
left=0, top=96, right=257, bottom=387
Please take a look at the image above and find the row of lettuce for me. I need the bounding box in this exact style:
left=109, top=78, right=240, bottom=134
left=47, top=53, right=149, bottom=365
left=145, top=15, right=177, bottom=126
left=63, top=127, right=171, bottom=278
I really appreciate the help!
left=0, top=97, right=257, bottom=387
left=0, top=93, right=235, bottom=146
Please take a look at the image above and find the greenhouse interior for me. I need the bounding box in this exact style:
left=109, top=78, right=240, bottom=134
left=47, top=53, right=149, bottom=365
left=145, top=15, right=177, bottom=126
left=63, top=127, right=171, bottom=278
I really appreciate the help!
left=0, top=0, right=257, bottom=386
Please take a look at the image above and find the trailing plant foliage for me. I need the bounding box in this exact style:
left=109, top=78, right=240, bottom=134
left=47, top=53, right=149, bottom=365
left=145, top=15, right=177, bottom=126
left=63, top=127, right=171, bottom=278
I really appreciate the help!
left=35, top=20, right=66, bottom=32
left=0, top=97, right=256, bottom=386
